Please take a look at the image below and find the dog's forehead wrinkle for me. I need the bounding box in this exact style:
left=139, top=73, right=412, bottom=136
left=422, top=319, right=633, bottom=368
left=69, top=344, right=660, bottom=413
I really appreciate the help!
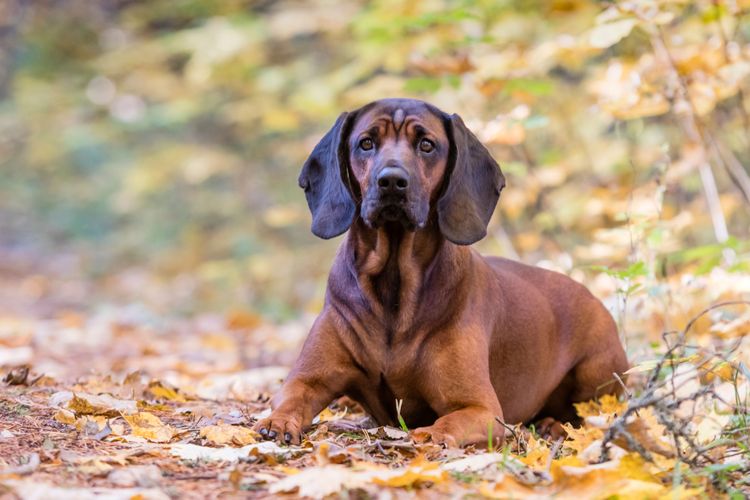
left=393, top=109, right=405, bottom=133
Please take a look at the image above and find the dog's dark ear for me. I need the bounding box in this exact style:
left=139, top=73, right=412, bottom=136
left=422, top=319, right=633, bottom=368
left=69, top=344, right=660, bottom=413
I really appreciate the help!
left=438, top=113, right=505, bottom=245
left=298, top=112, right=357, bottom=239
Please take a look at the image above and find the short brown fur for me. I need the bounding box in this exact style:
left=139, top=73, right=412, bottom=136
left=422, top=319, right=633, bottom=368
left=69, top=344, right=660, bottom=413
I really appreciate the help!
left=255, top=98, right=629, bottom=447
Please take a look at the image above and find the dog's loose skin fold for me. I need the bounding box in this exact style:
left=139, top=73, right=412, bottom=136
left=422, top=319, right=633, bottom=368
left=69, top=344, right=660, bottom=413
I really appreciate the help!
left=255, top=98, right=629, bottom=447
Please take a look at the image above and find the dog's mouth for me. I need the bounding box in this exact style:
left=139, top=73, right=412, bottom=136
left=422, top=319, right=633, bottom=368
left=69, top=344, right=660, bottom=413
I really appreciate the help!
left=371, top=202, right=414, bottom=229
left=363, top=195, right=423, bottom=230
left=379, top=204, right=408, bottom=222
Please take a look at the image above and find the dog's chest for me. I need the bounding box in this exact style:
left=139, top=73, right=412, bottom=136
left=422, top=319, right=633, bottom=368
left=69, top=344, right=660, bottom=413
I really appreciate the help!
left=353, top=338, right=436, bottom=424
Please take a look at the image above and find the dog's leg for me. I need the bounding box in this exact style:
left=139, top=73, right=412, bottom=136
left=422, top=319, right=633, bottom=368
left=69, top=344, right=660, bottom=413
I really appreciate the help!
left=253, top=313, right=356, bottom=445
left=411, top=405, right=505, bottom=448
left=570, top=347, right=629, bottom=403
left=569, top=311, right=629, bottom=404
left=410, top=331, right=505, bottom=448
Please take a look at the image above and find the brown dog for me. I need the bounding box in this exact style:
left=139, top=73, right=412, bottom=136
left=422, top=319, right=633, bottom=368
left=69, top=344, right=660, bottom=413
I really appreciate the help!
left=255, top=98, right=628, bottom=447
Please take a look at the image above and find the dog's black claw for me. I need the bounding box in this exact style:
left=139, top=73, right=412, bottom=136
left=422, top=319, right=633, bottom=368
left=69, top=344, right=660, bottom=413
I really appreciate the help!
left=284, top=432, right=292, bottom=443
left=268, top=430, right=277, bottom=439
left=259, top=428, right=268, bottom=437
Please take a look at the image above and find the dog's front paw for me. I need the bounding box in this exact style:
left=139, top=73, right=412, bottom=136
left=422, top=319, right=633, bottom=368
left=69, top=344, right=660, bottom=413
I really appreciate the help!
left=253, top=413, right=303, bottom=445
left=411, top=425, right=459, bottom=448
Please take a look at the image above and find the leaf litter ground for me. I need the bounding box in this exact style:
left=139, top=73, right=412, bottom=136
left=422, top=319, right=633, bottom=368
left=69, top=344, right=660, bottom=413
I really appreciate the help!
left=1, top=269, right=750, bottom=499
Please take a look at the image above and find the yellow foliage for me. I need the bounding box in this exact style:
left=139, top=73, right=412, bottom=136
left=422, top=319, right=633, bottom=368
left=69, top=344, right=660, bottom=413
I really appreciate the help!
left=574, top=394, right=626, bottom=419
left=146, top=381, right=186, bottom=402
left=479, top=476, right=536, bottom=498
left=122, top=412, right=177, bottom=443
left=199, top=424, right=257, bottom=446
left=372, top=456, right=447, bottom=487
left=67, top=393, right=138, bottom=417
left=519, top=435, right=551, bottom=468
left=562, top=423, right=603, bottom=454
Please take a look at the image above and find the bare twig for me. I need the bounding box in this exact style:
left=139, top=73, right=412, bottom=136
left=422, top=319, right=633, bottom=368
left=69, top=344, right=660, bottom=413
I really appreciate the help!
left=600, top=301, right=750, bottom=465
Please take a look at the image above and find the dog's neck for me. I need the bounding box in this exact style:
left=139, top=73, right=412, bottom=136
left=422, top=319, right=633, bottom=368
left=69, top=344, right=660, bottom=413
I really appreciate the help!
left=347, top=217, right=449, bottom=333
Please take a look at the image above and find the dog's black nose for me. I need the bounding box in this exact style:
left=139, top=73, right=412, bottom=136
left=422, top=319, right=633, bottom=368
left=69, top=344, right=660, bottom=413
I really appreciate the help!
left=377, top=167, right=409, bottom=192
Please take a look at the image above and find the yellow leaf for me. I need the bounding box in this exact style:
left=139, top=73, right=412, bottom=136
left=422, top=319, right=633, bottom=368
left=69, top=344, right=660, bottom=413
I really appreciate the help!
left=617, top=453, right=661, bottom=482
left=123, top=411, right=177, bottom=443
left=657, top=485, right=705, bottom=499
left=479, top=475, right=536, bottom=498
left=54, top=409, right=77, bottom=425
left=76, top=459, right=113, bottom=476
left=200, top=424, right=257, bottom=446
left=67, top=392, right=138, bottom=417
left=147, top=381, right=186, bottom=402
left=372, top=456, right=447, bottom=487
left=598, top=394, right=627, bottom=414
left=314, top=407, right=345, bottom=423
left=74, top=415, right=108, bottom=433
left=574, top=394, right=626, bottom=419
left=554, top=458, right=666, bottom=498
left=562, top=423, right=603, bottom=454
left=519, top=435, right=550, bottom=468
left=268, top=464, right=370, bottom=497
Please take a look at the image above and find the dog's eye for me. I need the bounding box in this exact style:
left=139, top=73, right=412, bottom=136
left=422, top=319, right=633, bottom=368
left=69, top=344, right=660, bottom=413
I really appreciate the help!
left=419, top=139, right=435, bottom=153
left=359, top=138, right=374, bottom=151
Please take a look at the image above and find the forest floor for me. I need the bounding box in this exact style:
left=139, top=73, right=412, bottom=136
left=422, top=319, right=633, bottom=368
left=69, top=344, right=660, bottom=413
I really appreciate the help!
left=1, top=255, right=749, bottom=499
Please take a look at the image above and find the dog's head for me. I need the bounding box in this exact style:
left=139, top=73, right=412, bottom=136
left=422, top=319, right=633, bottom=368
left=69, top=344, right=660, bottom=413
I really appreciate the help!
left=298, top=98, right=505, bottom=245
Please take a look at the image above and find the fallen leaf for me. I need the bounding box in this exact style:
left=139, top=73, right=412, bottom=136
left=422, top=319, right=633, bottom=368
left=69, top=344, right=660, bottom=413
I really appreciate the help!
left=146, top=381, right=186, bottom=402
left=3, top=365, right=30, bottom=385
left=170, top=442, right=307, bottom=462
left=574, top=394, right=626, bottom=419
left=268, top=464, right=374, bottom=498
left=695, top=410, right=731, bottom=445
left=108, top=465, right=163, bottom=488
left=50, top=391, right=138, bottom=416
left=199, top=424, right=257, bottom=446
left=562, top=423, right=604, bottom=454
left=0, top=453, right=40, bottom=475
left=441, top=452, right=505, bottom=472
left=1, top=480, right=169, bottom=500
left=122, top=412, right=177, bottom=443
left=366, top=426, right=408, bottom=440
left=54, top=408, right=77, bottom=425
left=519, top=435, right=551, bottom=468
left=372, top=456, right=447, bottom=487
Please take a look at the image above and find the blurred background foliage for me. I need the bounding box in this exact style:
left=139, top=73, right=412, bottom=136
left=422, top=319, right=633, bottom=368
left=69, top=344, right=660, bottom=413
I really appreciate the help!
left=1, top=0, right=749, bottom=321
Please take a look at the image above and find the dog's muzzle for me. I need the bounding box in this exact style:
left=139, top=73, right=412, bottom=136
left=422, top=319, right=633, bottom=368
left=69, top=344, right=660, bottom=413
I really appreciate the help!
left=362, top=166, right=427, bottom=229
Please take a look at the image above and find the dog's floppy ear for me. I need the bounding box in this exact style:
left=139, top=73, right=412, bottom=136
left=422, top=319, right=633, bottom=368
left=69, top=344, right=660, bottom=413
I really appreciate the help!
left=298, top=112, right=357, bottom=239
left=438, top=113, right=505, bottom=245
